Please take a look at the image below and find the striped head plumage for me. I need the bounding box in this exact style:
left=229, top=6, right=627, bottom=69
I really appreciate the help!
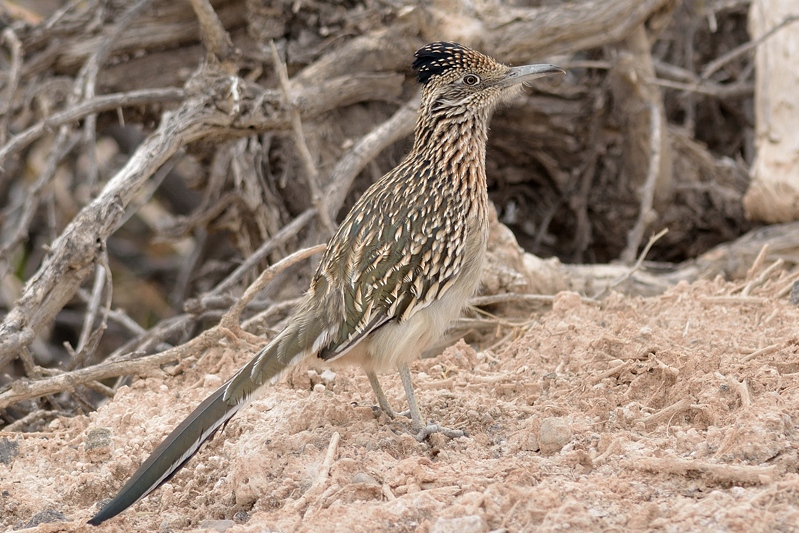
left=411, top=42, right=563, bottom=118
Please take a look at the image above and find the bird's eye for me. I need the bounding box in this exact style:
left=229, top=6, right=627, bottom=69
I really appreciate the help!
left=463, top=74, right=480, bottom=86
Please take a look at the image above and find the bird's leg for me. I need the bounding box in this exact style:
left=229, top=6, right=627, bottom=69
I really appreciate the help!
left=367, top=371, right=397, bottom=418
left=397, top=364, right=424, bottom=427
left=397, top=364, right=465, bottom=441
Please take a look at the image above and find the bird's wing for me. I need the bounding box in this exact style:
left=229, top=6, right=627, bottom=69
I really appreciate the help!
left=312, top=173, right=468, bottom=361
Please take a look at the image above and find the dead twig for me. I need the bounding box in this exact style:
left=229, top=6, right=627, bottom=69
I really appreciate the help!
left=698, top=296, right=767, bottom=305
left=0, top=129, right=77, bottom=281
left=290, top=431, right=341, bottom=515
left=621, top=103, right=663, bottom=265
left=270, top=41, right=336, bottom=237
left=726, top=375, right=751, bottom=408
left=630, top=456, right=775, bottom=485
left=187, top=0, right=233, bottom=62
left=0, top=87, right=185, bottom=166
left=701, top=14, right=799, bottom=81
left=0, top=81, right=213, bottom=370
left=742, top=259, right=785, bottom=296
left=776, top=270, right=799, bottom=298
left=220, top=244, right=325, bottom=329
left=741, top=343, right=781, bottom=364
left=594, top=228, right=668, bottom=299
left=592, top=438, right=619, bottom=465
left=651, top=77, right=753, bottom=99
left=74, top=0, right=152, bottom=193
left=206, top=208, right=317, bottom=298
left=241, top=297, right=303, bottom=331
left=469, top=293, right=556, bottom=306
left=590, top=360, right=633, bottom=385
left=71, top=247, right=113, bottom=371
left=0, top=329, right=218, bottom=410
left=641, top=397, right=693, bottom=430
left=745, top=244, right=770, bottom=281
left=2, top=409, right=53, bottom=432
left=324, top=97, right=418, bottom=220
left=381, top=484, right=396, bottom=501
left=0, top=28, right=23, bottom=146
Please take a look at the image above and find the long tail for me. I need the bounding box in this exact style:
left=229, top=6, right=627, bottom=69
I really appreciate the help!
left=88, top=337, right=294, bottom=526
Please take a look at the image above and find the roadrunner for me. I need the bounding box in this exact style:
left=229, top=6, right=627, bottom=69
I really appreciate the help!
left=89, top=42, right=562, bottom=525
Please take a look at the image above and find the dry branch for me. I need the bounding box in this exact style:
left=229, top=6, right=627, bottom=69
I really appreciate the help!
left=270, top=41, right=335, bottom=237
left=453, top=0, right=678, bottom=60
left=0, top=83, right=212, bottom=369
left=641, top=397, right=693, bottom=430
left=0, top=244, right=324, bottom=408
left=0, top=28, right=23, bottom=146
left=187, top=0, right=233, bottom=62
left=0, top=88, right=185, bottom=167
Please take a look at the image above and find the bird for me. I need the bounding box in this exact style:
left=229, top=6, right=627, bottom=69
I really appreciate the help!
left=88, top=41, right=563, bottom=526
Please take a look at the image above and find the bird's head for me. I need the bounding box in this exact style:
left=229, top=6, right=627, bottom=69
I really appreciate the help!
left=412, top=42, right=563, bottom=117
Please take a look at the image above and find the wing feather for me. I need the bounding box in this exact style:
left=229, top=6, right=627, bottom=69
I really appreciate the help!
left=310, top=165, right=467, bottom=361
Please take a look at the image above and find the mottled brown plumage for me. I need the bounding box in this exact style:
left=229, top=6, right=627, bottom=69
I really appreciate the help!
left=89, top=42, right=562, bottom=526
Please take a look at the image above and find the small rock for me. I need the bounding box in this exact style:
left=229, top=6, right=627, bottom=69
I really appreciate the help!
left=430, top=515, right=487, bottom=533
left=539, top=417, right=572, bottom=454
left=307, top=369, right=322, bottom=385
left=312, top=383, right=326, bottom=393
left=23, top=509, right=68, bottom=528
left=0, top=437, right=19, bottom=465
left=84, top=428, right=113, bottom=462
left=320, top=369, right=336, bottom=384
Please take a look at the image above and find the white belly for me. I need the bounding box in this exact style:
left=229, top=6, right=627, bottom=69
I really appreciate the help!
left=348, top=223, right=487, bottom=373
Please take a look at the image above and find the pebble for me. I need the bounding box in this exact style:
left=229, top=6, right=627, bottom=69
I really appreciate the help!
left=539, top=417, right=572, bottom=454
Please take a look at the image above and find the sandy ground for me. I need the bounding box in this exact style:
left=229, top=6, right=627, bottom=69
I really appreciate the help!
left=3, top=274, right=799, bottom=532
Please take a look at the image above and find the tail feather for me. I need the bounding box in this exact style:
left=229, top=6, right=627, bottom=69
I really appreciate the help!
left=88, top=342, right=290, bottom=526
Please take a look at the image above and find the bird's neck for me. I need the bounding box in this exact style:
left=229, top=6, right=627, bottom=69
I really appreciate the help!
left=410, top=109, right=490, bottom=191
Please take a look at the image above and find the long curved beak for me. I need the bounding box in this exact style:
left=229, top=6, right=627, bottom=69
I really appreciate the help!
left=501, top=63, right=564, bottom=87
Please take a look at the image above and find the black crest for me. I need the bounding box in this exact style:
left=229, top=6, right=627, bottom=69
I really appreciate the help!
left=413, top=42, right=484, bottom=85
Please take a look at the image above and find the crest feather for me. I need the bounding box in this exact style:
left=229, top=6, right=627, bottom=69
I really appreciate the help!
left=412, top=42, right=490, bottom=85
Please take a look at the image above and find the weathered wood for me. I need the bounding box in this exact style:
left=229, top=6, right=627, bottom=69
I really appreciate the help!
left=743, top=1, right=799, bottom=222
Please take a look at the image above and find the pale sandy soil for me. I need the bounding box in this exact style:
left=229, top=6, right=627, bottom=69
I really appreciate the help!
left=3, top=276, right=799, bottom=532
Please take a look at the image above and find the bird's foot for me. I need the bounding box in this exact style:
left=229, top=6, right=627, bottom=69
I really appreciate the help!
left=371, top=407, right=465, bottom=441
left=413, top=422, right=467, bottom=442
